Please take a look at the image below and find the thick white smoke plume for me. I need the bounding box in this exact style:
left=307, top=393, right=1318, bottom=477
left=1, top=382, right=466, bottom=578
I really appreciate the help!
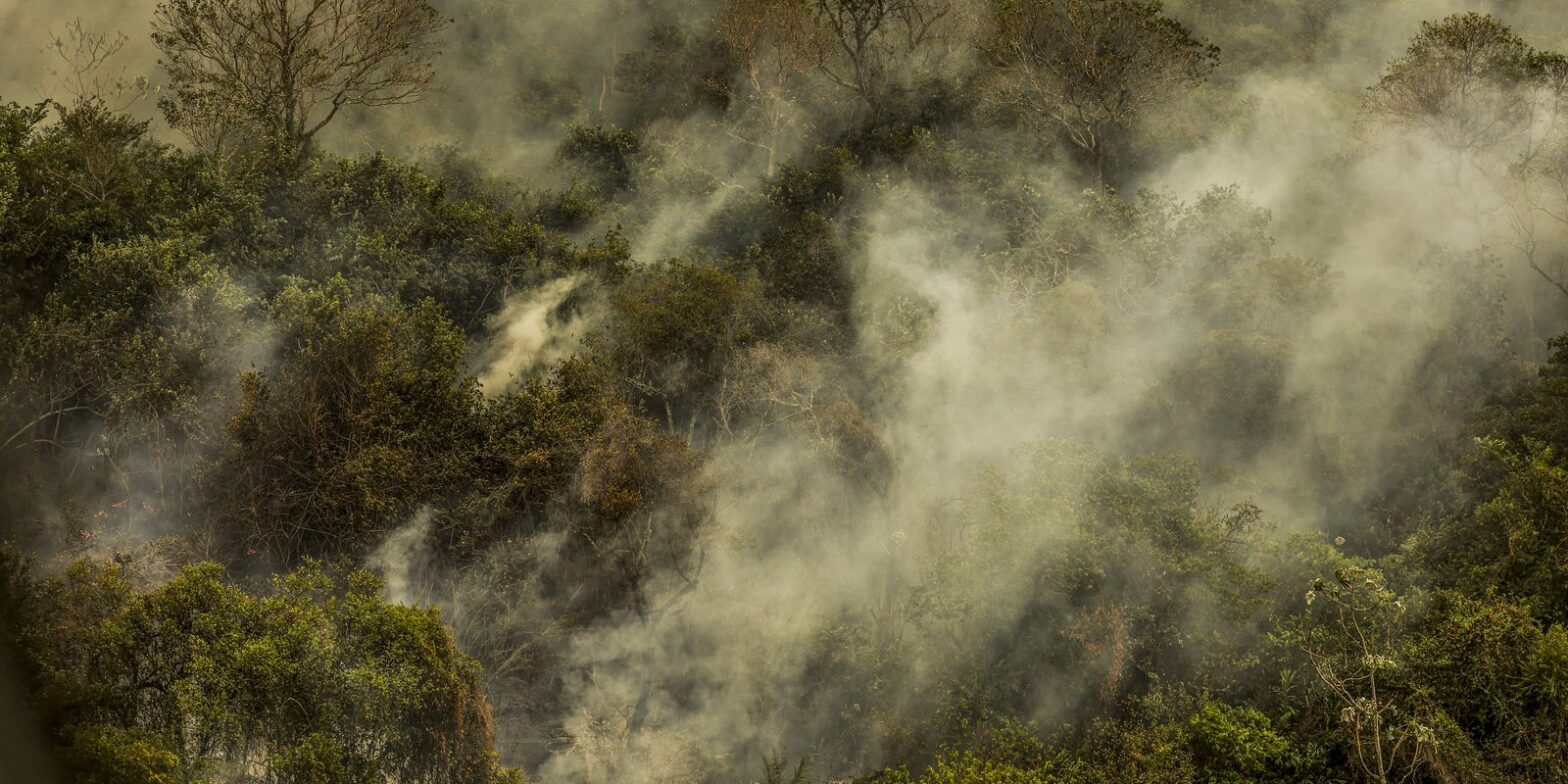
left=477, top=275, right=596, bottom=395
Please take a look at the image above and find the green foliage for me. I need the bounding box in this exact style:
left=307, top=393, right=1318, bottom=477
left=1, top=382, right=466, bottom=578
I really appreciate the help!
left=1477, top=336, right=1568, bottom=460
left=1419, top=437, right=1568, bottom=625
left=746, top=753, right=814, bottom=784
left=215, top=278, right=481, bottom=562
left=601, top=257, right=778, bottom=414
left=917, top=752, right=1054, bottom=784
left=612, top=22, right=733, bottom=126
left=748, top=210, right=855, bottom=313
left=65, top=725, right=181, bottom=784
left=10, top=556, right=518, bottom=784
left=1076, top=715, right=1196, bottom=784
left=1076, top=453, right=1273, bottom=689
left=439, top=359, right=613, bottom=554
left=7, top=3, right=1568, bottom=783
left=1186, top=701, right=1312, bottom=783
left=13, top=237, right=250, bottom=427
left=1291, top=559, right=1442, bottom=783
left=0, top=236, right=252, bottom=537
left=1401, top=591, right=1568, bottom=779
left=559, top=124, right=646, bottom=196
left=243, top=152, right=599, bottom=329
left=0, top=101, right=224, bottom=311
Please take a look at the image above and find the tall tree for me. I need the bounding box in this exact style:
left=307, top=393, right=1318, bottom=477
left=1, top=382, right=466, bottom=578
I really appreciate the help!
left=716, top=0, right=827, bottom=177
left=1369, top=13, right=1568, bottom=301
left=1297, top=562, right=1437, bottom=784
left=984, top=0, right=1218, bottom=186
left=1368, top=13, right=1543, bottom=159
left=810, top=0, right=959, bottom=115
left=151, top=0, right=448, bottom=159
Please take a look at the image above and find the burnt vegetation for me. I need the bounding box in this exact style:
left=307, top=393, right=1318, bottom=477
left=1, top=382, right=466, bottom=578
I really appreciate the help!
left=3, top=1, right=1568, bottom=783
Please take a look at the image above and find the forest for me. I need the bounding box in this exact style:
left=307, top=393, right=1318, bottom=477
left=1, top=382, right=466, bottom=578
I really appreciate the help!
left=2, top=0, right=1568, bottom=782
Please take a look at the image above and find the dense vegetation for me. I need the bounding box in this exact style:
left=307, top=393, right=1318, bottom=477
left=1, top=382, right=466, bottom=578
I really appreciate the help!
left=2, top=0, right=1568, bottom=782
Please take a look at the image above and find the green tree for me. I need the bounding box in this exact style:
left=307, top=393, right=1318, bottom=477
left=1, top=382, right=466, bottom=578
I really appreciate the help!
left=1368, top=13, right=1552, bottom=158
left=247, top=152, right=596, bottom=328
left=215, top=277, right=480, bottom=562
left=1370, top=14, right=1568, bottom=300
left=0, top=101, right=227, bottom=310
left=1419, top=437, right=1568, bottom=626
left=601, top=258, right=775, bottom=424
left=1404, top=592, right=1567, bottom=780
left=1, top=238, right=251, bottom=540
left=558, top=124, right=646, bottom=197
left=7, top=554, right=520, bottom=783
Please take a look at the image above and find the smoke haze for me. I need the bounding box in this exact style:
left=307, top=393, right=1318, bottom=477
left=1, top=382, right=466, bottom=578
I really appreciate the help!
left=6, top=0, right=1568, bottom=781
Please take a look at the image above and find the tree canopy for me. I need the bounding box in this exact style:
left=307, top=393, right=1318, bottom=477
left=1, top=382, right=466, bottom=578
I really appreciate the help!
left=4, top=1, right=1568, bottom=782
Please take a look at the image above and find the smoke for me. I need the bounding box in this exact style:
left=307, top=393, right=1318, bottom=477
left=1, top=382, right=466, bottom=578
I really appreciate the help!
left=0, top=0, right=163, bottom=122
left=6, top=0, right=1568, bottom=781
left=367, top=507, right=437, bottom=606
left=514, top=2, right=1568, bottom=780
left=476, top=275, right=596, bottom=395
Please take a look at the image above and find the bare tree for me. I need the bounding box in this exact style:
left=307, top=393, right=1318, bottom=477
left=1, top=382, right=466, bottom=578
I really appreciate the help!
left=1299, top=565, right=1437, bottom=784
left=47, top=19, right=154, bottom=111
left=151, top=0, right=449, bottom=159
left=983, top=0, right=1218, bottom=187
left=716, top=0, right=828, bottom=177
left=1498, top=54, right=1568, bottom=303
left=714, top=344, right=892, bottom=487
left=810, top=0, right=959, bottom=116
